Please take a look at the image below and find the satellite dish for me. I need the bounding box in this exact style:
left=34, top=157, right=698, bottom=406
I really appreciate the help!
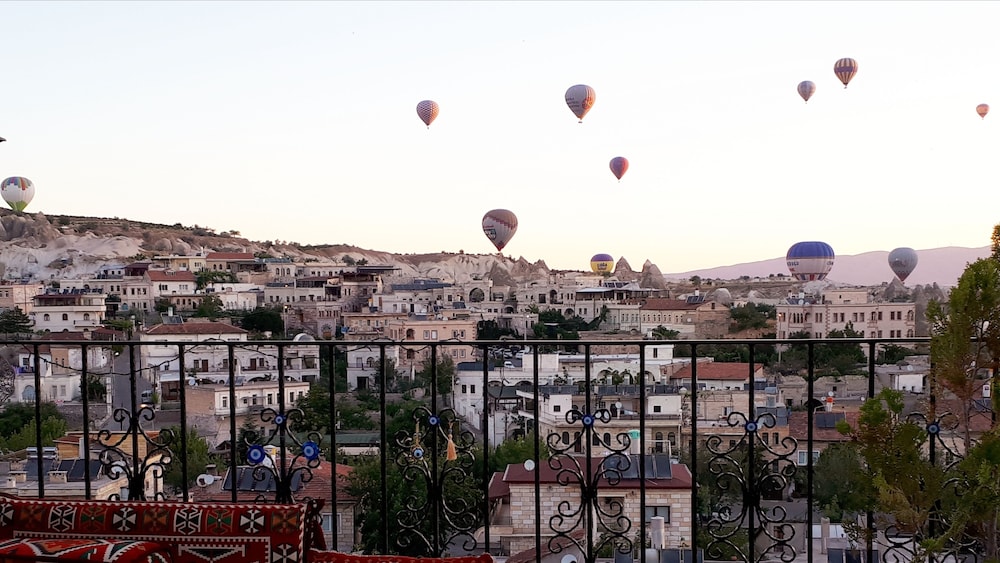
left=293, top=333, right=316, bottom=342
left=196, top=474, right=216, bottom=487
left=523, top=459, right=536, bottom=471
left=561, top=555, right=578, bottom=563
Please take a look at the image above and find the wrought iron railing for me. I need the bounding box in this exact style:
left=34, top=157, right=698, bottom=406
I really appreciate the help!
left=1, top=337, right=995, bottom=563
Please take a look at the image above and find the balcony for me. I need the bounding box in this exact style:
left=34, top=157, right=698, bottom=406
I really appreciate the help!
left=0, top=336, right=994, bottom=562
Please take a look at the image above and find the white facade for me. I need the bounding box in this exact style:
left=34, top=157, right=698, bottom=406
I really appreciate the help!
left=29, top=292, right=107, bottom=333
left=775, top=289, right=917, bottom=340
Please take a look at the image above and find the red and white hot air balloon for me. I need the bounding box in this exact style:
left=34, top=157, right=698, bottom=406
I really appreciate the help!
left=565, top=84, right=596, bottom=123
left=977, top=103, right=989, bottom=119
left=834, top=58, right=858, bottom=88
left=609, top=157, right=629, bottom=181
left=416, top=100, right=439, bottom=128
left=797, top=81, right=816, bottom=103
left=482, top=209, right=518, bottom=252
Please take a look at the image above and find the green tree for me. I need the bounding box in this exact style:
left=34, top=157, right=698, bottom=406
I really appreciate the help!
left=162, top=425, right=213, bottom=491
left=78, top=373, right=107, bottom=402
left=476, top=319, right=516, bottom=341
left=926, top=257, right=1000, bottom=451
left=0, top=403, right=67, bottom=452
left=728, top=303, right=774, bottom=332
left=0, top=307, right=33, bottom=336
left=416, top=355, right=455, bottom=398
left=240, top=307, right=284, bottom=335
left=811, top=443, right=873, bottom=522
left=489, top=432, right=550, bottom=474
left=193, top=294, right=225, bottom=319
left=195, top=270, right=237, bottom=290
left=650, top=325, right=680, bottom=340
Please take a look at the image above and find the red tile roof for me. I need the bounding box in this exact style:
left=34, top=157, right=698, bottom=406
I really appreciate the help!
left=145, top=322, right=247, bottom=335
left=147, top=270, right=197, bottom=282
left=670, top=362, right=763, bottom=381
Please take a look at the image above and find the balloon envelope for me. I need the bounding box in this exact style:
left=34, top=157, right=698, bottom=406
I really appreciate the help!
left=786, top=241, right=835, bottom=281
left=482, top=209, right=518, bottom=252
left=609, top=157, right=629, bottom=180
left=1, top=177, right=34, bottom=212
left=565, top=84, right=596, bottom=122
left=888, top=247, right=918, bottom=282
left=590, top=253, right=614, bottom=274
left=977, top=103, right=990, bottom=119
left=833, top=58, right=858, bottom=88
left=797, top=81, right=816, bottom=103
left=416, top=100, right=439, bottom=127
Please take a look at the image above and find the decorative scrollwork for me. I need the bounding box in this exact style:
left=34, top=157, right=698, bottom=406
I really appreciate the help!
left=97, top=404, right=171, bottom=500
left=392, top=406, right=479, bottom=556
left=242, top=405, right=322, bottom=503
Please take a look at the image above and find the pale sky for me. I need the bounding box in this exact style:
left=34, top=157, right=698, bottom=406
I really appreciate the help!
left=2, top=2, right=998, bottom=273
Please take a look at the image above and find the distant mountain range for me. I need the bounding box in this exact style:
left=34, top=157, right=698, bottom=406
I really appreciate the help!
left=664, top=246, right=991, bottom=287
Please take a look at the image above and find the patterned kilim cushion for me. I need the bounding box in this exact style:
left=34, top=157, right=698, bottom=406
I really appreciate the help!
left=308, top=552, right=494, bottom=563
left=0, top=497, right=308, bottom=563
left=0, top=537, right=170, bottom=563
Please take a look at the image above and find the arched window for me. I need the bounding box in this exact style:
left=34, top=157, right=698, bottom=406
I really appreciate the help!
left=603, top=432, right=611, bottom=448
left=83, top=313, right=91, bottom=321
left=574, top=432, right=582, bottom=453
left=62, top=314, right=69, bottom=321
left=43, top=314, right=50, bottom=321
left=562, top=431, right=570, bottom=446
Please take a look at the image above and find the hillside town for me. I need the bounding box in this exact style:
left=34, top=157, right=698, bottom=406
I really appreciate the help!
left=0, top=242, right=970, bottom=563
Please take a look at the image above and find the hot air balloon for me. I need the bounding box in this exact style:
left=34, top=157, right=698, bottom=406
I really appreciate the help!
left=1, top=177, right=34, bottom=213
left=609, top=157, right=629, bottom=181
left=977, top=103, right=990, bottom=119
left=888, top=247, right=918, bottom=283
left=482, top=209, right=518, bottom=252
left=590, top=253, right=614, bottom=274
left=416, top=100, right=439, bottom=128
left=797, top=81, right=816, bottom=103
left=565, top=84, right=596, bottom=122
left=834, top=58, right=858, bottom=88
left=786, top=241, right=835, bottom=281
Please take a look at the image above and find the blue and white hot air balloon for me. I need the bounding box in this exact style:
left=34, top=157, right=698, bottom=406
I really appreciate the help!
left=786, top=241, right=835, bottom=281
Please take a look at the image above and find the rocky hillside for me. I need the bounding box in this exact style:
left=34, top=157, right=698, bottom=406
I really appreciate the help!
left=0, top=211, right=953, bottom=315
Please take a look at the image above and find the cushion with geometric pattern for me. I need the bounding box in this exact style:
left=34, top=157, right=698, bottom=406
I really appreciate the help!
left=0, top=497, right=308, bottom=563
left=0, top=537, right=171, bottom=563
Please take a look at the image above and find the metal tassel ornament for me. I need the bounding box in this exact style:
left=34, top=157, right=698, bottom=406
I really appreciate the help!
left=446, top=423, right=458, bottom=462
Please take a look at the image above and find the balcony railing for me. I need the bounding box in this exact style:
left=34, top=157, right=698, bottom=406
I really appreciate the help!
left=0, top=336, right=994, bottom=563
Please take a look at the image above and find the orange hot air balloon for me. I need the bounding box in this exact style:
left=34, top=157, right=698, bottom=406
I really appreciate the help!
left=609, top=157, right=629, bottom=181
left=565, top=84, right=596, bottom=122
left=797, top=81, right=816, bottom=103
left=416, top=100, right=439, bottom=128
left=833, top=58, right=858, bottom=88
left=482, top=209, right=518, bottom=252
left=977, top=103, right=989, bottom=119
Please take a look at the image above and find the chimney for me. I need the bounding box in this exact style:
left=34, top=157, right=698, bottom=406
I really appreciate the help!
left=48, top=470, right=68, bottom=483
left=205, top=463, right=218, bottom=476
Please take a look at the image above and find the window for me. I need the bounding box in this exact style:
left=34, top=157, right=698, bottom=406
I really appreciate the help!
left=267, top=394, right=273, bottom=405
left=797, top=450, right=820, bottom=465
left=83, top=313, right=91, bottom=321
left=653, top=405, right=661, bottom=413
left=553, top=405, right=561, bottom=413
left=289, top=392, right=295, bottom=403
left=644, top=506, right=670, bottom=523
left=43, top=314, right=50, bottom=321
left=461, top=385, right=467, bottom=394
left=62, top=314, right=69, bottom=321
left=470, top=385, right=475, bottom=394
left=222, top=397, right=228, bottom=408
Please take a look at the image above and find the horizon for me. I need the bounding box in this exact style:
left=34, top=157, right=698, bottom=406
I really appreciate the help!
left=3, top=2, right=1000, bottom=272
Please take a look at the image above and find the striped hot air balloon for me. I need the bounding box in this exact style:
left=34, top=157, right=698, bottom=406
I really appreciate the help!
left=797, top=81, right=816, bottom=103
left=977, top=103, right=989, bottom=119
left=1, top=177, right=35, bottom=213
left=834, top=58, right=858, bottom=88
left=786, top=241, right=835, bottom=281
left=565, top=84, right=596, bottom=122
left=609, top=157, right=629, bottom=181
left=416, top=100, right=439, bottom=128
left=590, top=253, right=614, bottom=274
left=482, top=209, right=518, bottom=252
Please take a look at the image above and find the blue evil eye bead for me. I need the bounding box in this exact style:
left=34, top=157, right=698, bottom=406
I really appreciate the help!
left=927, top=422, right=940, bottom=435
left=247, top=445, right=266, bottom=465
left=428, top=415, right=440, bottom=426
left=582, top=414, right=595, bottom=427
left=745, top=421, right=758, bottom=433
left=412, top=447, right=424, bottom=459
left=274, top=415, right=286, bottom=425
left=302, top=441, right=320, bottom=461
